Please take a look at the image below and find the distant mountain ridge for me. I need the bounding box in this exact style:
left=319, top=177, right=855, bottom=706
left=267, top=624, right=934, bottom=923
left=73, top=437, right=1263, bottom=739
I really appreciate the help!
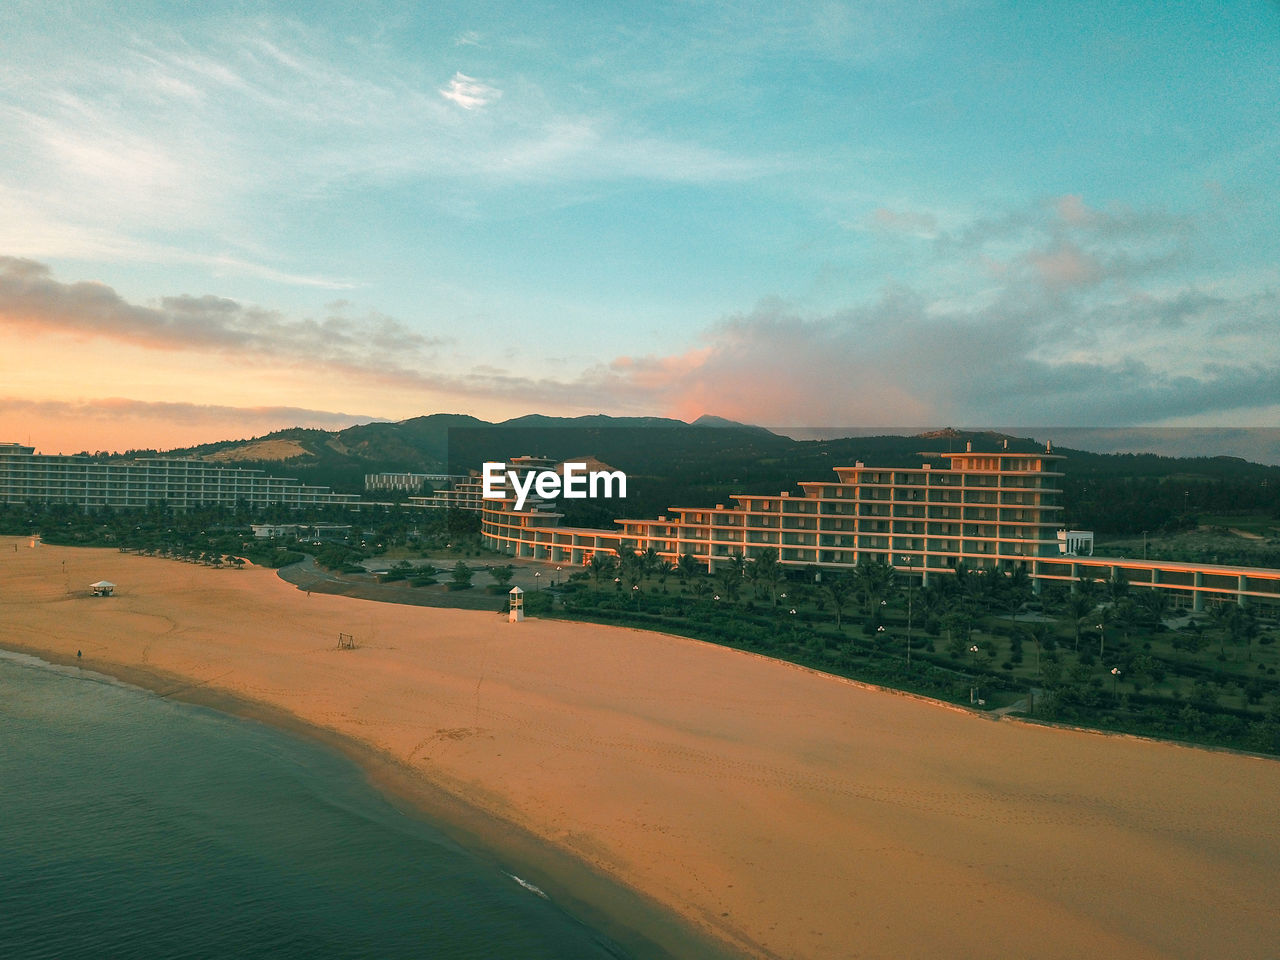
left=92, top=413, right=1280, bottom=534
left=114, top=414, right=1280, bottom=484
left=102, top=414, right=789, bottom=492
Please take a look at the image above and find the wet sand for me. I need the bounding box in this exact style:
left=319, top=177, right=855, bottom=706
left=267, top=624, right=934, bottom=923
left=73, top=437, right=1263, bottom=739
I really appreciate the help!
left=3, top=539, right=1279, bottom=959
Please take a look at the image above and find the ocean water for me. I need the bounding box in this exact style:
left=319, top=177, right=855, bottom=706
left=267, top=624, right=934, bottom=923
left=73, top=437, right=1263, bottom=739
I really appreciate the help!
left=0, top=652, right=627, bottom=960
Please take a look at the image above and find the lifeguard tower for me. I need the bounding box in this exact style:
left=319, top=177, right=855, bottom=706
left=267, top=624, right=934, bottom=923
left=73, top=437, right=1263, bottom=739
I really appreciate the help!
left=508, top=586, right=524, bottom=622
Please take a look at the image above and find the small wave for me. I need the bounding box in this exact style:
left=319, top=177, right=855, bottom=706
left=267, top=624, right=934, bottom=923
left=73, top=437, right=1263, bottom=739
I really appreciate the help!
left=505, top=872, right=549, bottom=899
left=0, top=647, right=145, bottom=693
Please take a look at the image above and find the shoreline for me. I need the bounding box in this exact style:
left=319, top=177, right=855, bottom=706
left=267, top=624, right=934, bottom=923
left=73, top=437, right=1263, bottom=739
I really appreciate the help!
left=280, top=554, right=1280, bottom=764
left=5, top=539, right=1280, bottom=959
left=0, top=637, right=738, bottom=960
left=282, top=556, right=1279, bottom=766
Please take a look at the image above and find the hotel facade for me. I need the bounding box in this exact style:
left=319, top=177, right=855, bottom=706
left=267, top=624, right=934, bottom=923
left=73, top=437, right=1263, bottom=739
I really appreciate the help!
left=5, top=439, right=1277, bottom=609
left=479, top=448, right=1280, bottom=610
left=0, top=444, right=360, bottom=510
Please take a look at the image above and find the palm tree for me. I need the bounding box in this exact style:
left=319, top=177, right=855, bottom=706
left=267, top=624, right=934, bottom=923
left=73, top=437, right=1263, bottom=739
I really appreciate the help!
left=825, top=573, right=854, bottom=630
left=1005, top=564, right=1032, bottom=613
left=641, top=547, right=661, bottom=576
left=942, top=608, right=973, bottom=656
left=918, top=582, right=945, bottom=628
left=621, top=553, right=645, bottom=592
left=1106, top=567, right=1130, bottom=603
left=726, top=551, right=746, bottom=579
left=1138, top=588, right=1171, bottom=629
left=677, top=552, right=700, bottom=583
left=1095, top=603, right=1117, bottom=658
left=656, top=560, right=673, bottom=592
left=970, top=568, right=1001, bottom=613
left=1213, top=604, right=1259, bottom=660
left=715, top=564, right=741, bottom=601
left=752, top=548, right=782, bottom=605
left=1025, top=622, right=1051, bottom=677
left=854, top=558, right=895, bottom=615
left=1234, top=607, right=1260, bottom=661
left=589, top=553, right=614, bottom=585
left=1064, top=592, right=1095, bottom=652
left=1076, top=575, right=1100, bottom=604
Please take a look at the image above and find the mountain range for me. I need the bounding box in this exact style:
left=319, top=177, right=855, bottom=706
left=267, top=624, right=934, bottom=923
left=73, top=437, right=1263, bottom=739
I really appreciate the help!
left=99, top=414, right=1280, bottom=534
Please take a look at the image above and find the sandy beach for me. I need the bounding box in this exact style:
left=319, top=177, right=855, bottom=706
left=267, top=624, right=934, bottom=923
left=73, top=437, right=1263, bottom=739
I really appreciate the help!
left=3, top=538, right=1279, bottom=959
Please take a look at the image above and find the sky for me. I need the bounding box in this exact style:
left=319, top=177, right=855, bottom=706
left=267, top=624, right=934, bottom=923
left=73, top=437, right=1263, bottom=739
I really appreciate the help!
left=1, top=0, right=1277, bottom=455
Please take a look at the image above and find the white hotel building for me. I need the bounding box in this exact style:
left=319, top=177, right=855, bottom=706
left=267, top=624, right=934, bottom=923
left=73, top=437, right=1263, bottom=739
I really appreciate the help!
left=482, top=448, right=1064, bottom=574
left=480, top=447, right=1280, bottom=610
left=0, top=443, right=359, bottom=510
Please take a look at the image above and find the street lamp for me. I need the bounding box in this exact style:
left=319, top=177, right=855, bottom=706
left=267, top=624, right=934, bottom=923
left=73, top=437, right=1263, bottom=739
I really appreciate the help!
left=1111, top=665, right=1122, bottom=697
left=534, top=571, right=541, bottom=590
left=1096, top=622, right=1105, bottom=658
left=969, top=645, right=981, bottom=704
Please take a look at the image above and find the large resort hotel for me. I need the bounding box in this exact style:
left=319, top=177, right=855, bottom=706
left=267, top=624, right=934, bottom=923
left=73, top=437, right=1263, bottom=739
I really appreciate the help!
left=0, top=443, right=358, bottom=510
left=4, top=439, right=1279, bottom=609
left=480, top=447, right=1280, bottom=611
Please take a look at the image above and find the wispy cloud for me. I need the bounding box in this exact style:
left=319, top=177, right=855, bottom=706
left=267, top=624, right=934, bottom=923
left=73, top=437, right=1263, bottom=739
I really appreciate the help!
left=0, top=257, right=439, bottom=373
left=439, top=71, right=502, bottom=109
left=0, top=12, right=778, bottom=273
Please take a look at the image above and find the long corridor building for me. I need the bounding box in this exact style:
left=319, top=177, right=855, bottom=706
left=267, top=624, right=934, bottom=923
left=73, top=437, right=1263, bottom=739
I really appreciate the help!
left=0, top=443, right=359, bottom=510
left=483, top=447, right=1065, bottom=577
left=480, top=446, right=1280, bottom=609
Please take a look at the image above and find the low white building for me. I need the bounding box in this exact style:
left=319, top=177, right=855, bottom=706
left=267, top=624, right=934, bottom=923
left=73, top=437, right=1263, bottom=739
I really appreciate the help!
left=1057, top=529, right=1095, bottom=557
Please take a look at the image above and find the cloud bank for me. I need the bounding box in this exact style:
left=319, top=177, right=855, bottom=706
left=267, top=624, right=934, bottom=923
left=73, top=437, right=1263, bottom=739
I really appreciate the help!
left=3, top=187, right=1276, bottom=441
left=594, top=195, right=1280, bottom=426
left=0, top=256, right=442, bottom=382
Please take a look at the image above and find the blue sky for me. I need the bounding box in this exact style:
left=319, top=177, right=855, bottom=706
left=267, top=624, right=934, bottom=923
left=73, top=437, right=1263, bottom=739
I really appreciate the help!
left=1, top=0, right=1277, bottom=452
